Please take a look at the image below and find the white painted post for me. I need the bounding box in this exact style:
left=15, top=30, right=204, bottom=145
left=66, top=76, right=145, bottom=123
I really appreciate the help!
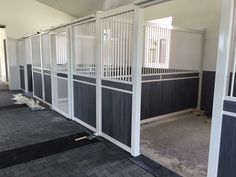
left=69, top=26, right=75, bottom=121
left=39, top=35, right=45, bottom=100
left=95, top=11, right=103, bottom=136
left=207, top=0, right=235, bottom=176
left=131, top=7, right=144, bottom=157
left=67, top=27, right=73, bottom=120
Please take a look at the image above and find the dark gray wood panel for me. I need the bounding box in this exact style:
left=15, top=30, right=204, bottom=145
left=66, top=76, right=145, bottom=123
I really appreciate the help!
left=102, top=88, right=132, bottom=147
left=224, top=100, right=236, bottom=113
left=20, top=66, right=25, bottom=90
left=102, top=80, right=132, bottom=91
left=141, top=78, right=199, bottom=120
left=200, top=71, right=216, bottom=118
left=73, top=75, right=96, bottom=84
left=74, top=81, right=96, bottom=128
left=218, top=115, right=236, bottom=177
left=44, top=74, right=52, bottom=104
left=57, top=73, right=67, bottom=78
left=27, top=64, right=33, bottom=92
left=33, top=72, right=43, bottom=99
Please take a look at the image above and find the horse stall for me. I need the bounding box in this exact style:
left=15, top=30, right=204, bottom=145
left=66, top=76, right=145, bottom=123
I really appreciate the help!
left=16, top=3, right=211, bottom=172
left=140, top=22, right=210, bottom=177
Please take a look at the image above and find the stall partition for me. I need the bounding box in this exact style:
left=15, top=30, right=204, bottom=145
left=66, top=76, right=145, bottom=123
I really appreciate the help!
left=141, top=23, right=204, bottom=121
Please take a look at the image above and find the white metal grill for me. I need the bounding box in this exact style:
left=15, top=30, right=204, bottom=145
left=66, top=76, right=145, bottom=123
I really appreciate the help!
left=55, top=77, right=69, bottom=114
left=52, top=32, right=68, bottom=71
left=41, top=33, right=51, bottom=69
left=31, top=35, right=41, bottom=68
left=143, top=23, right=171, bottom=74
left=72, top=21, right=96, bottom=77
left=142, top=23, right=203, bottom=75
left=101, top=11, right=134, bottom=82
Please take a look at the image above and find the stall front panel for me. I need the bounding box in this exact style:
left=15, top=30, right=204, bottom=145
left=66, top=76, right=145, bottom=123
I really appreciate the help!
left=31, top=35, right=43, bottom=99
left=72, top=20, right=97, bottom=131
left=100, top=9, right=134, bottom=151
left=17, top=39, right=26, bottom=91
left=41, top=33, right=52, bottom=104
left=51, top=29, right=71, bottom=118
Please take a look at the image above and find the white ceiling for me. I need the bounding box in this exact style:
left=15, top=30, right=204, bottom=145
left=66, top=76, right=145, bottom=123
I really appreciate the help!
left=35, top=0, right=136, bottom=18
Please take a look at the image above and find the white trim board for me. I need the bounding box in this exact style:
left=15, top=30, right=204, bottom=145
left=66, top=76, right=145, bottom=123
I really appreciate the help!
left=141, top=109, right=193, bottom=124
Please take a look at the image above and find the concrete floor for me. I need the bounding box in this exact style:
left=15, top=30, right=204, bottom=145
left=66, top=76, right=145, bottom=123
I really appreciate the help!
left=141, top=112, right=211, bottom=177
left=0, top=80, right=8, bottom=91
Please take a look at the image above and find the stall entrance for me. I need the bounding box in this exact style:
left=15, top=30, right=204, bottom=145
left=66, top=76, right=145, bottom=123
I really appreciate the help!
left=51, top=29, right=71, bottom=118
left=140, top=20, right=211, bottom=177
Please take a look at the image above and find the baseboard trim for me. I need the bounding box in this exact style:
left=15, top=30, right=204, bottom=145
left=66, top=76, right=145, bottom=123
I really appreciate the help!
left=141, top=109, right=193, bottom=124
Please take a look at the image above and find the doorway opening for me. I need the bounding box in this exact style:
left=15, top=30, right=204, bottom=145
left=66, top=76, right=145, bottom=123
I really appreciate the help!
left=0, top=26, right=8, bottom=91
left=140, top=4, right=211, bottom=177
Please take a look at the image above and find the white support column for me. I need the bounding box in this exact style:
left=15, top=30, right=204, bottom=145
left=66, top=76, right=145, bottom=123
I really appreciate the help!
left=69, top=26, right=75, bottom=121
left=39, top=35, right=45, bottom=99
left=207, top=0, right=235, bottom=176
left=95, top=11, right=103, bottom=136
left=67, top=27, right=73, bottom=120
left=23, top=39, right=29, bottom=93
left=131, top=7, right=144, bottom=157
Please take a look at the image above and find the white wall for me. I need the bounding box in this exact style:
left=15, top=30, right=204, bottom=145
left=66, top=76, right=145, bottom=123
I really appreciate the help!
left=0, top=28, right=7, bottom=82
left=0, top=0, right=75, bottom=90
left=144, top=0, right=221, bottom=71
left=0, top=0, right=75, bottom=39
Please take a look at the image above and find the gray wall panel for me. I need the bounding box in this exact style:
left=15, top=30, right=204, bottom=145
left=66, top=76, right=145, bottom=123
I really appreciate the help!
left=33, top=72, right=43, bottom=99
left=27, top=64, right=33, bottom=92
left=218, top=115, right=236, bottom=177
left=141, top=78, right=199, bottom=120
left=102, top=88, right=132, bottom=147
left=74, top=81, right=96, bottom=128
left=200, top=71, right=215, bottom=118
left=20, top=66, right=25, bottom=90
left=44, top=74, right=52, bottom=104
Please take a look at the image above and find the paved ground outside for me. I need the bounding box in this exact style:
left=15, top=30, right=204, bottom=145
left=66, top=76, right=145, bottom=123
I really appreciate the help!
left=0, top=143, right=154, bottom=177
left=141, top=112, right=211, bottom=177
left=0, top=89, right=179, bottom=177
left=0, top=107, right=83, bottom=152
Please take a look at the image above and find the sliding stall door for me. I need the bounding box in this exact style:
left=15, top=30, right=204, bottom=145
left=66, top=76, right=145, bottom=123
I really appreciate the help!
left=100, top=10, right=135, bottom=152
left=31, top=35, right=43, bottom=99
left=72, top=20, right=97, bottom=131
left=51, top=29, right=71, bottom=118
left=17, top=40, right=26, bottom=91
left=41, top=33, right=52, bottom=104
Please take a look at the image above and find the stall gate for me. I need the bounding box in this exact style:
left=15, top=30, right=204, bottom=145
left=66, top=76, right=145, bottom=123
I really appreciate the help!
left=41, top=32, right=52, bottom=104
left=51, top=29, right=71, bottom=118
left=71, top=19, right=97, bottom=131
left=17, top=39, right=26, bottom=91
left=99, top=8, right=138, bottom=153
left=31, top=35, right=43, bottom=100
